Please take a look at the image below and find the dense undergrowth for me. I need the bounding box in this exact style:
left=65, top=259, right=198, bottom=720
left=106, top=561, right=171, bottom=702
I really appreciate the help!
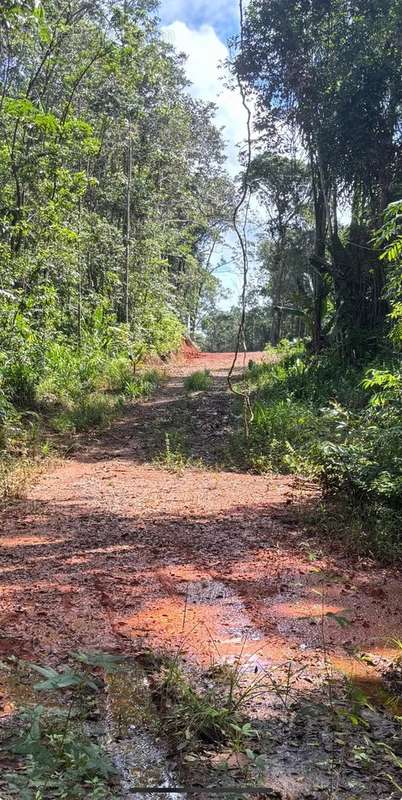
left=0, top=311, right=167, bottom=497
left=242, top=340, right=402, bottom=562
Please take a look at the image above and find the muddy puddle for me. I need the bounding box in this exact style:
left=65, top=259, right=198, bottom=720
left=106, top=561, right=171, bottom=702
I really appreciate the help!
left=104, top=662, right=185, bottom=800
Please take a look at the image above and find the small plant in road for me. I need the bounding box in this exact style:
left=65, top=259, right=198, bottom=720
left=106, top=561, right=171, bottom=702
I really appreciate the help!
left=3, top=652, right=122, bottom=799
left=184, top=370, right=213, bottom=393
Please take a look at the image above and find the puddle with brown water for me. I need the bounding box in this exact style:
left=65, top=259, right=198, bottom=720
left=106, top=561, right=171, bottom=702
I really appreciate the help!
left=104, top=663, right=185, bottom=800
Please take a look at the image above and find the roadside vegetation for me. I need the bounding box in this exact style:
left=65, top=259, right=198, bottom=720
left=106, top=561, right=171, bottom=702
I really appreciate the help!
left=0, top=0, right=232, bottom=492
left=235, top=194, right=402, bottom=563
left=241, top=340, right=401, bottom=562
left=0, top=325, right=163, bottom=498
left=183, top=369, right=213, bottom=393
left=0, top=652, right=122, bottom=799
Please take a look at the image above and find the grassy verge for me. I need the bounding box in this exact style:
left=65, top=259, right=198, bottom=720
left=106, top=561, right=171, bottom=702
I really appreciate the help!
left=0, top=343, right=162, bottom=500
left=238, top=340, right=402, bottom=563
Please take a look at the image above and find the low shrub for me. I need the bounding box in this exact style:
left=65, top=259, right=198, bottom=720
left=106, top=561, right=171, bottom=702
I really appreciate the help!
left=52, top=393, right=121, bottom=433
left=242, top=345, right=402, bottom=561
left=184, top=369, right=212, bottom=392
left=264, top=337, right=305, bottom=360
left=101, top=354, right=135, bottom=393
left=247, top=399, right=323, bottom=475
left=1, top=357, right=38, bottom=406
left=319, top=404, right=402, bottom=506
left=124, top=369, right=161, bottom=399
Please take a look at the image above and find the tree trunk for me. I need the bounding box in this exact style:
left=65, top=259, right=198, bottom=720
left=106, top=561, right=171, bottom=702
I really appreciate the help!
left=124, top=121, right=132, bottom=325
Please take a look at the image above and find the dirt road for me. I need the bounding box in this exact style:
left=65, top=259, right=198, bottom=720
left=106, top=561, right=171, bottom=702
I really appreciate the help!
left=0, top=352, right=401, bottom=797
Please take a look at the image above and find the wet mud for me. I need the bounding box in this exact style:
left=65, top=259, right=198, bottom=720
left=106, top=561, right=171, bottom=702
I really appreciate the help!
left=0, top=352, right=401, bottom=798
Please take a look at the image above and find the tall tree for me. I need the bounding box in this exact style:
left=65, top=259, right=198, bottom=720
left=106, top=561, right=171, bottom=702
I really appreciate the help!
left=236, top=0, right=402, bottom=355
left=0, top=0, right=232, bottom=369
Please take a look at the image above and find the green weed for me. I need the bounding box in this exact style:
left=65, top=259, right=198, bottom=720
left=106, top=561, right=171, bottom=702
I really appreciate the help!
left=123, top=369, right=162, bottom=399
left=149, top=656, right=259, bottom=755
left=2, top=652, right=123, bottom=799
left=51, top=393, right=121, bottom=434
left=155, top=432, right=191, bottom=471
left=183, top=369, right=213, bottom=392
left=246, top=399, right=324, bottom=475
left=241, top=347, right=402, bottom=562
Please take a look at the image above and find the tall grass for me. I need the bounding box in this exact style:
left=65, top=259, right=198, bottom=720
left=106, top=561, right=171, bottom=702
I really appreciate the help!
left=0, top=337, right=162, bottom=497
left=242, top=343, right=402, bottom=561
left=184, top=369, right=212, bottom=392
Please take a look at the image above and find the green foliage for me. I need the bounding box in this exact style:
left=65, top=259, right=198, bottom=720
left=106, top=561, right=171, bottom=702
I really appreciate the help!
left=123, top=369, right=162, bottom=399
left=7, top=706, right=116, bottom=799
left=320, top=404, right=402, bottom=506
left=3, top=652, right=122, bottom=799
left=1, top=359, right=38, bottom=407
left=247, top=348, right=367, bottom=409
left=152, top=658, right=257, bottom=755
left=375, top=199, right=402, bottom=348
left=0, top=0, right=230, bottom=480
left=242, top=346, right=402, bottom=561
left=0, top=321, right=162, bottom=478
left=156, top=432, right=191, bottom=472
left=264, top=338, right=305, bottom=360
left=183, top=369, right=213, bottom=392
left=201, top=303, right=275, bottom=353
left=237, top=1, right=402, bottom=354
left=51, top=394, right=121, bottom=434
left=247, top=399, right=322, bottom=475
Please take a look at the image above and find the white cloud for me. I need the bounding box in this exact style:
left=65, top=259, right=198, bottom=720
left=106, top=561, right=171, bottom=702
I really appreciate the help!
left=161, top=15, right=256, bottom=305
left=159, top=0, right=239, bottom=34
left=162, top=20, right=248, bottom=176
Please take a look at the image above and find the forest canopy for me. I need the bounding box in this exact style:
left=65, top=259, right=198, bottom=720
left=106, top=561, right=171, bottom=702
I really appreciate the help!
left=234, top=0, right=402, bottom=355
left=0, top=0, right=233, bottom=412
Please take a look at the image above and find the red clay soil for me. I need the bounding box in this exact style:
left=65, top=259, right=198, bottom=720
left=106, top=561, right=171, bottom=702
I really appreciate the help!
left=0, top=352, right=401, bottom=710
left=176, top=335, right=201, bottom=360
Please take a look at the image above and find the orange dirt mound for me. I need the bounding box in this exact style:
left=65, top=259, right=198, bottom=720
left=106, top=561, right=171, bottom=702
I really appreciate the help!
left=176, top=335, right=201, bottom=361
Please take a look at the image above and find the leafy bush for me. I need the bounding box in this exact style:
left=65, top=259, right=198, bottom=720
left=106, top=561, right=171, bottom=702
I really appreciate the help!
left=8, top=709, right=116, bottom=799
left=101, top=354, right=136, bottom=393
left=4, top=652, right=122, bottom=799
left=1, top=357, right=38, bottom=406
left=37, top=341, right=102, bottom=403
left=320, top=405, right=402, bottom=506
left=247, top=399, right=323, bottom=474
left=264, top=337, right=305, bottom=360
left=243, top=347, right=402, bottom=560
left=52, top=393, right=121, bottom=433
left=124, top=369, right=161, bottom=398
left=149, top=310, right=184, bottom=356
left=184, top=369, right=212, bottom=392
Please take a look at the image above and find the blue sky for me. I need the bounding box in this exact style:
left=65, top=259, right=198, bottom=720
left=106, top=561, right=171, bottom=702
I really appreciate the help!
left=159, top=0, right=239, bottom=39
left=159, top=1, right=246, bottom=304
